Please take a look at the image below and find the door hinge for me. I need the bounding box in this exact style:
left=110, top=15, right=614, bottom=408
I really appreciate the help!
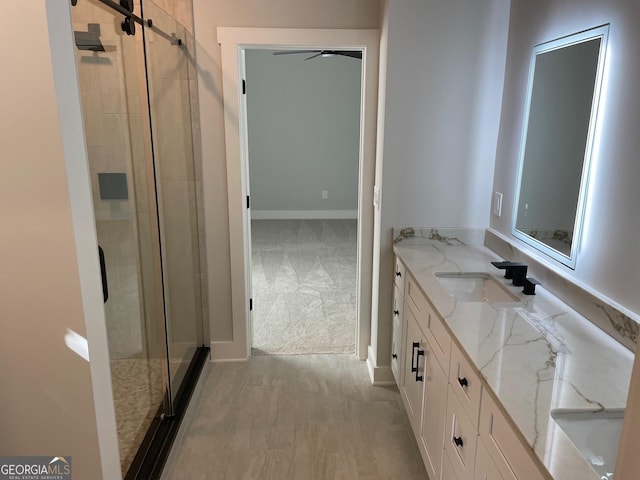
left=249, top=298, right=253, bottom=311
left=242, top=79, right=246, bottom=95
left=247, top=195, right=250, bottom=209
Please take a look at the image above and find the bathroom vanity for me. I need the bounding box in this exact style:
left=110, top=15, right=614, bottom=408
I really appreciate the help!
left=391, top=233, right=633, bottom=480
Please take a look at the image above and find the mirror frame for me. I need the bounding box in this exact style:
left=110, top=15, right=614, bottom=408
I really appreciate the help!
left=512, top=24, right=609, bottom=269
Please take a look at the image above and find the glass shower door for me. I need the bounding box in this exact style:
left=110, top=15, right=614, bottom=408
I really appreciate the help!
left=141, top=1, right=204, bottom=402
left=72, top=1, right=169, bottom=475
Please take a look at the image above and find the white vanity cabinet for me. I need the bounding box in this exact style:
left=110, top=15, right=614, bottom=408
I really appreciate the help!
left=391, top=259, right=406, bottom=384
left=393, top=254, right=549, bottom=480
left=391, top=285, right=404, bottom=383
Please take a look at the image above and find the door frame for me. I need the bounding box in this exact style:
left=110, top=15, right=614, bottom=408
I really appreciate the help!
left=217, top=27, right=379, bottom=360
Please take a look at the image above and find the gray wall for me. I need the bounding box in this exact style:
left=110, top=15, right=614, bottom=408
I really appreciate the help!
left=491, top=0, right=640, bottom=314
left=245, top=49, right=361, bottom=217
left=372, top=0, right=511, bottom=366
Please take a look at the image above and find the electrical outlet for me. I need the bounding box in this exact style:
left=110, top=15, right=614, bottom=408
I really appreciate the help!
left=322, top=190, right=328, bottom=199
left=493, top=192, right=503, bottom=217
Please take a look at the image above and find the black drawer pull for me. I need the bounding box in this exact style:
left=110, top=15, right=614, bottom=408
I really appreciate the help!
left=458, top=377, right=468, bottom=388
left=453, top=436, right=464, bottom=448
left=395, top=271, right=402, bottom=277
left=393, top=309, right=400, bottom=316
left=415, top=350, right=424, bottom=382
left=392, top=353, right=397, bottom=359
left=411, top=342, right=419, bottom=372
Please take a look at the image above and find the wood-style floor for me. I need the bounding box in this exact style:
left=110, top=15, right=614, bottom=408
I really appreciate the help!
left=161, top=354, right=427, bottom=480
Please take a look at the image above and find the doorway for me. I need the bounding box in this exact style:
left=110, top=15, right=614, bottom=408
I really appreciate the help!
left=216, top=27, right=379, bottom=361
left=245, top=48, right=361, bottom=354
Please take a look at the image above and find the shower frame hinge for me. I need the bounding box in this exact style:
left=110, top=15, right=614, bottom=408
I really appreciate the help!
left=242, top=79, right=246, bottom=95
left=249, top=298, right=253, bottom=311
left=246, top=195, right=250, bottom=209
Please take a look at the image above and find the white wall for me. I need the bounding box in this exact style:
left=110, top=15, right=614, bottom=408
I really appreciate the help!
left=193, top=0, right=380, bottom=342
left=491, top=0, right=640, bottom=315
left=246, top=49, right=361, bottom=217
left=372, top=0, right=510, bottom=366
left=0, top=1, right=119, bottom=478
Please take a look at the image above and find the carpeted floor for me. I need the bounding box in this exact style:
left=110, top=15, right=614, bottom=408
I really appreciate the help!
left=251, top=219, right=357, bottom=355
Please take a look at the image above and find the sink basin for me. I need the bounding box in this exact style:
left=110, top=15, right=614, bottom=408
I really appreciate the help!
left=550, top=409, right=624, bottom=478
left=435, top=272, right=520, bottom=303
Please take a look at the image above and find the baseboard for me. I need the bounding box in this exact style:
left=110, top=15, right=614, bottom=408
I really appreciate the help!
left=251, top=210, right=358, bottom=220
left=366, top=345, right=395, bottom=385
left=210, top=340, right=249, bottom=362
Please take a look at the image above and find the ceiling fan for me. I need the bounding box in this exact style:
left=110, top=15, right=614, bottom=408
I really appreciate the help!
left=272, top=50, right=362, bottom=61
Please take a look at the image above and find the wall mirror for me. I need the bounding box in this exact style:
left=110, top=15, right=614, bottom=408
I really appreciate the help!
left=513, top=25, right=609, bottom=269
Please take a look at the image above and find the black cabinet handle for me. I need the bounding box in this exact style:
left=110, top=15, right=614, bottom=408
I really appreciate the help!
left=395, top=271, right=402, bottom=277
left=415, top=350, right=424, bottom=382
left=453, top=436, right=464, bottom=448
left=99, top=245, right=108, bottom=304
left=393, top=309, right=400, bottom=316
left=411, top=342, right=419, bottom=372
left=392, top=353, right=398, bottom=359
left=458, top=377, right=468, bottom=388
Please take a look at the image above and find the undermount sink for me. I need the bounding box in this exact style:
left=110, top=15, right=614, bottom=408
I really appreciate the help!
left=551, top=409, right=624, bottom=479
left=435, top=272, right=520, bottom=303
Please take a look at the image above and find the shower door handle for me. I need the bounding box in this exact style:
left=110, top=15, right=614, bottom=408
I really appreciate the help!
left=98, top=245, right=108, bottom=304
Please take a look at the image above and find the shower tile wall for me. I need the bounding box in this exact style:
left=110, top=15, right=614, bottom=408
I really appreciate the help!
left=147, top=0, right=209, bottom=341
left=73, top=2, right=149, bottom=359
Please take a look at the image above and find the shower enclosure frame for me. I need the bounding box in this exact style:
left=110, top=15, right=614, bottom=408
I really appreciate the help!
left=70, top=0, right=208, bottom=478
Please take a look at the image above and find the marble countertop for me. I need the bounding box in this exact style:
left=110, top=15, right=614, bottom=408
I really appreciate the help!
left=394, top=241, right=634, bottom=480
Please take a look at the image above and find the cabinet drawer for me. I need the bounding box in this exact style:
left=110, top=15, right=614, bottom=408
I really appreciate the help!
left=406, top=273, right=430, bottom=319
left=406, top=274, right=451, bottom=372
left=394, top=256, right=406, bottom=292
left=479, top=389, right=547, bottom=480
left=444, top=385, right=478, bottom=480
left=449, top=342, right=482, bottom=425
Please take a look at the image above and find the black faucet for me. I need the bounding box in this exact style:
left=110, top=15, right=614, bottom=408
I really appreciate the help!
left=491, top=261, right=528, bottom=287
left=522, top=277, right=540, bottom=295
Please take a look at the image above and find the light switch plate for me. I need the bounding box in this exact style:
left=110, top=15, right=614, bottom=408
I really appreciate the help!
left=373, top=186, right=381, bottom=209
left=493, top=192, right=503, bottom=217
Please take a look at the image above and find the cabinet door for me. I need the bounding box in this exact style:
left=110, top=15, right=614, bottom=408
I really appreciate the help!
left=401, top=305, right=425, bottom=432
left=419, top=336, right=449, bottom=480
left=391, top=284, right=405, bottom=385
left=475, top=439, right=511, bottom=480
